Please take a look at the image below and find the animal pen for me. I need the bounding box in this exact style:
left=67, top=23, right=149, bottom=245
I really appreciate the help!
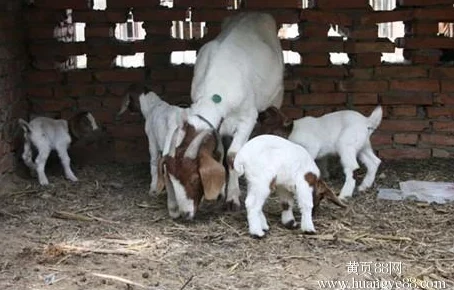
left=0, top=0, right=454, bottom=289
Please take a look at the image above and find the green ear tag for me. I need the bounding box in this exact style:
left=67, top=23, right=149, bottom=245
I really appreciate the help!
left=212, top=94, right=222, bottom=104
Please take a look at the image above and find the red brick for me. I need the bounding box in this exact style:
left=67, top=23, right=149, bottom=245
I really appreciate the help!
left=294, top=93, right=347, bottom=106
left=164, top=81, right=191, bottom=94
left=107, top=124, right=145, bottom=138
left=389, top=80, right=439, bottom=92
left=300, top=10, right=352, bottom=26
left=245, top=0, right=302, bottom=8
left=397, top=0, right=454, bottom=6
left=338, top=80, right=388, bottom=93
left=302, top=53, right=330, bottom=66
left=282, top=93, right=293, bottom=105
left=350, top=93, right=378, bottom=104
left=78, top=98, right=102, bottom=111
left=396, top=37, right=454, bottom=49
left=350, top=53, right=382, bottom=67
left=192, top=9, right=236, bottom=22
left=427, top=107, right=454, bottom=118
left=85, top=24, right=114, bottom=39
left=294, top=66, right=348, bottom=78
left=72, top=11, right=126, bottom=23
left=381, top=93, right=433, bottom=105
left=34, top=99, right=76, bottom=112
left=406, top=22, right=439, bottom=36
left=25, top=87, right=53, bottom=98
left=316, top=0, right=370, bottom=9
left=435, top=93, right=454, bottom=105
left=433, top=121, right=454, bottom=132
left=361, top=10, right=412, bottom=25
left=107, top=0, right=160, bottom=8
left=390, top=106, right=417, bottom=117
left=67, top=71, right=93, bottom=83
left=394, top=133, right=419, bottom=145
left=374, top=66, right=428, bottom=78
left=281, top=106, right=303, bottom=119
left=94, top=69, right=145, bottom=83
left=430, top=67, right=454, bottom=79
left=379, top=148, right=431, bottom=159
left=300, top=23, right=330, bottom=37
left=420, top=134, right=454, bottom=146
left=348, top=27, right=378, bottom=40
left=25, top=71, right=63, bottom=84
left=355, top=105, right=386, bottom=117
left=0, top=154, right=14, bottom=174
left=284, top=79, right=302, bottom=91
left=349, top=68, right=373, bottom=79
left=304, top=107, right=345, bottom=117
left=380, top=120, right=430, bottom=131
left=310, top=80, right=336, bottom=93
left=33, top=0, right=89, bottom=9
left=28, top=26, right=54, bottom=40
left=432, top=148, right=454, bottom=158
left=344, top=40, right=395, bottom=53
left=371, top=133, right=393, bottom=146
left=26, top=9, right=61, bottom=23
left=293, top=39, right=344, bottom=53
left=441, top=82, right=454, bottom=93
left=174, top=0, right=230, bottom=8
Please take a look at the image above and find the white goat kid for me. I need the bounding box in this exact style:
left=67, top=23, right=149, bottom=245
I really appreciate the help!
left=234, top=135, right=346, bottom=238
left=139, top=91, right=186, bottom=196
left=288, top=106, right=383, bottom=199
left=18, top=112, right=99, bottom=185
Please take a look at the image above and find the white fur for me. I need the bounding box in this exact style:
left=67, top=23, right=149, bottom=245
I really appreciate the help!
left=164, top=12, right=284, bottom=211
left=19, top=114, right=98, bottom=185
left=288, top=106, right=383, bottom=199
left=139, top=91, right=185, bottom=196
left=234, top=135, right=320, bottom=238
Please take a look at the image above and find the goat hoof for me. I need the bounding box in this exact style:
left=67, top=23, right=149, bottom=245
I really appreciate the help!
left=302, top=230, right=317, bottom=235
left=283, top=220, right=299, bottom=229
left=224, top=200, right=241, bottom=212
left=250, top=232, right=265, bottom=239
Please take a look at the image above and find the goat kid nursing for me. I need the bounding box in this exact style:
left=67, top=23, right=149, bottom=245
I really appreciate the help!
left=234, top=135, right=347, bottom=238
left=18, top=112, right=99, bottom=185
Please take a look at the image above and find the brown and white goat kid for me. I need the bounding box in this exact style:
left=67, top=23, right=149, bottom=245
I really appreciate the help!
left=233, top=134, right=346, bottom=238
left=161, top=12, right=289, bottom=219
left=254, top=106, right=383, bottom=200
left=18, top=112, right=99, bottom=185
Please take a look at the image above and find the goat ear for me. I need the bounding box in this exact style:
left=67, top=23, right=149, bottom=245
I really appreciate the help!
left=18, top=118, right=31, bottom=133
left=156, top=157, right=166, bottom=194
left=317, top=180, right=347, bottom=208
left=198, top=150, right=226, bottom=200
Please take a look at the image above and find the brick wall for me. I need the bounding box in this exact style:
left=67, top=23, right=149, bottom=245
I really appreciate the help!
left=0, top=0, right=27, bottom=175
left=23, top=0, right=454, bottom=162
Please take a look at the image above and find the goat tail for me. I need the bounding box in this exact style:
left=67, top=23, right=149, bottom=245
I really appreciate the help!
left=367, top=105, right=383, bottom=131
left=18, top=118, right=31, bottom=133
left=233, top=156, right=245, bottom=177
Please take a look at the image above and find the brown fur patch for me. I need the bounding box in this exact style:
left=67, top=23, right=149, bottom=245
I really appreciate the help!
left=304, top=172, right=347, bottom=210
left=164, top=123, right=225, bottom=210
left=280, top=201, right=290, bottom=211
left=269, top=177, right=277, bottom=192
left=251, top=107, right=294, bottom=139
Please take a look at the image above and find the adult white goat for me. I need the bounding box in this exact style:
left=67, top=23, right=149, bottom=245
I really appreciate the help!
left=234, top=134, right=347, bottom=238
left=254, top=106, right=383, bottom=200
left=160, top=12, right=288, bottom=220
left=18, top=112, right=99, bottom=185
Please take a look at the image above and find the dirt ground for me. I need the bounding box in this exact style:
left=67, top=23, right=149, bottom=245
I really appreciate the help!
left=1, top=158, right=454, bottom=290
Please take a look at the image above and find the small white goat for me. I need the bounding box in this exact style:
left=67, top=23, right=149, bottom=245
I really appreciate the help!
left=288, top=106, right=383, bottom=199
left=234, top=134, right=346, bottom=238
left=139, top=91, right=186, bottom=196
left=18, top=112, right=99, bottom=185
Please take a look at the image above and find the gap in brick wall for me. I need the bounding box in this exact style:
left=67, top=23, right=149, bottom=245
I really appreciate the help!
left=369, top=0, right=405, bottom=64
left=54, top=9, right=85, bottom=42
left=115, top=53, right=145, bottom=68
left=279, top=24, right=301, bottom=64
left=92, top=0, right=106, bottom=10
left=171, top=51, right=196, bottom=65
left=57, top=55, right=87, bottom=70
left=438, top=22, right=454, bottom=63
left=328, top=25, right=349, bottom=65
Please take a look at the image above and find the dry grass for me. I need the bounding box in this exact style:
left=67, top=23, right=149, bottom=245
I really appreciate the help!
left=0, top=158, right=453, bottom=289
